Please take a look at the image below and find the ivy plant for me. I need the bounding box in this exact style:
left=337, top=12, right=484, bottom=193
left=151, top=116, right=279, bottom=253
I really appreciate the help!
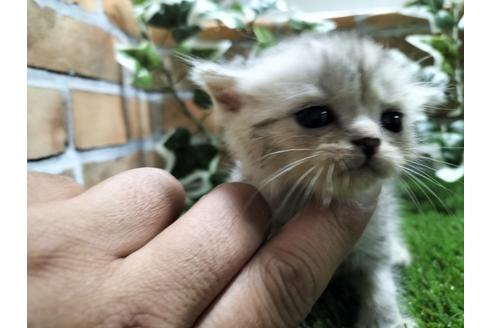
left=117, top=0, right=334, bottom=205
left=117, top=0, right=463, bottom=205
left=405, top=0, right=464, bottom=183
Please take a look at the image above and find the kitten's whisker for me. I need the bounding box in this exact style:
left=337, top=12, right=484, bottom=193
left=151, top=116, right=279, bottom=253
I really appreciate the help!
left=403, top=165, right=452, bottom=193
left=258, top=153, right=321, bottom=193
left=399, top=179, right=424, bottom=214
left=406, top=155, right=459, bottom=167
left=239, top=153, right=321, bottom=222
left=338, top=160, right=351, bottom=191
left=416, top=54, right=433, bottom=65
left=322, top=164, right=335, bottom=206
left=402, top=171, right=438, bottom=211
left=325, top=163, right=335, bottom=194
left=402, top=169, right=452, bottom=214
left=251, top=134, right=313, bottom=143
left=300, top=167, right=323, bottom=208
left=278, top=166, right=316, bottom=213
left=262, top=148, right=315, bottom=159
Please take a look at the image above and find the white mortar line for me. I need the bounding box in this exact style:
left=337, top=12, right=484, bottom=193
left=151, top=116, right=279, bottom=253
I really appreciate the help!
left=61, top=86, right=85, bottom=184
left=27, top=139, right=157, bottom=176
left=27, top=152, right=79, bottom=176
left=28, top=68, right=130, bottom=96
left=78, top=140, right=155, bottom=164
left=27, top=68, right=187, bottom=101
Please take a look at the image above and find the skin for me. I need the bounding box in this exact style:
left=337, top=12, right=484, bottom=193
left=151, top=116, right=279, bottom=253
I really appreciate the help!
left=27, top=168, right=380, bottom=328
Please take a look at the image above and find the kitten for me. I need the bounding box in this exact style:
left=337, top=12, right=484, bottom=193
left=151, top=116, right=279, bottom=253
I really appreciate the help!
left=191, top=32, right=444, bottom=327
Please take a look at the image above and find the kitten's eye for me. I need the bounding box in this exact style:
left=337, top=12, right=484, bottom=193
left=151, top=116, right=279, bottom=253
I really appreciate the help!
left=295, top=105, right=336, bottom=128
left=381, top=110, right=403, bottom=133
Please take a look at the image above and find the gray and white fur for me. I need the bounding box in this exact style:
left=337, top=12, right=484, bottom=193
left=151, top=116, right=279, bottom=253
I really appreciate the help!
left=191, top=32, right=444, bottom=328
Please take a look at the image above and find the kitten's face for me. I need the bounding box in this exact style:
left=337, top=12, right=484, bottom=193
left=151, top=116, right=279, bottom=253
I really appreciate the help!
left=192, top=34, right=444, bottom=198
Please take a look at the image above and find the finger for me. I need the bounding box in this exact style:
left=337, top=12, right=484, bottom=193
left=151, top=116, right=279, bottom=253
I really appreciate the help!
left=67, top=168, right=185, bottom=257
left=115, top=183, right=272, bottom=328
left=197, top=190, right=379, bottom=328
left=28, top=172, right=84, bottom=203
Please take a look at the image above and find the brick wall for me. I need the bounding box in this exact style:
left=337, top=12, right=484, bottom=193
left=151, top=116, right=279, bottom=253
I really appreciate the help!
left=27, top=0, right=431, bottom=186
left=27, top=0, right=184, bottom=186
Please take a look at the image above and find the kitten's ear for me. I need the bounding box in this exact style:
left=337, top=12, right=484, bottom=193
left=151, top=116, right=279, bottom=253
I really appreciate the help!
left=190, top=62, right=242, bottom=112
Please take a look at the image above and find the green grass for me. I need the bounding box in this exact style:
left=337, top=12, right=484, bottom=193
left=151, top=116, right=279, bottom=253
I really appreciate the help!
left=301, top=178, right=464, bottom=327
left=400, top=209, right=463, bottom=327
left=399, top=177, right=464, bottom=327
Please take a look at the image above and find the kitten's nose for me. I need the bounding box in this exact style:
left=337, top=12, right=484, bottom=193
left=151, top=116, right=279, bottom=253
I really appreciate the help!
left=351, top=137, right=381, bottom=159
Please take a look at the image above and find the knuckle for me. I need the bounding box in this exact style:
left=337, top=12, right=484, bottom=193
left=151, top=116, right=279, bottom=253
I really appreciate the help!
left=127, top=168, right=185, bottom=214
left=132, top=168, right=184, bottom=198
left=259, top=247, right=319, bottom=325
left=96, top=299, right=173, bottom=328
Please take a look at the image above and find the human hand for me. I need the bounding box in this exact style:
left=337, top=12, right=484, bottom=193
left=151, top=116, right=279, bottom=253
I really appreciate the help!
left=28, top=168, right=379, bottom=328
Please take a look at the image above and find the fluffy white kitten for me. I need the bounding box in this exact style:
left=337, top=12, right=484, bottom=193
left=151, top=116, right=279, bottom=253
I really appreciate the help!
left=191, top=32, right=444, bottom=328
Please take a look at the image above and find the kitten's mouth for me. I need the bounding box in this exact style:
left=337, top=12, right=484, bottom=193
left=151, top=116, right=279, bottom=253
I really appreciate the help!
left=344, top=157, right=388, bottom=178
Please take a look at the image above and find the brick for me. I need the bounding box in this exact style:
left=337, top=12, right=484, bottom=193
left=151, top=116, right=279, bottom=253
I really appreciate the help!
left=28, top=87, right=67, bottom=159
left=153, top=97, right=218, bottom=134
left=103, top=0, right=140, bottom=37
left=364, top=13, right=430, bottom=33
left=126, top=98, right=152, bottom=139
left=160, top=98, right=198, bottom=133
left=145, top=151, right=166, bottom=169
left=83, top=152, right=144, bottom=187
left=332, top=15, right=356, bottom=29
left=198, top=25, right=247, bottom=41
left=150, top=28, right=178, bottom=47
left=64, top=0, right=98, bottom=12
left=28, top=0, right=121, bottom=82
left=72, top=91, right=128, bottom=149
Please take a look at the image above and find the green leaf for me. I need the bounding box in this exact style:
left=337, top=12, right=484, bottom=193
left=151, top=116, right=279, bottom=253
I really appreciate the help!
left=424, top=36, right=459, bottom=74
left=287, top=18, right=335, bottom=34
left=172, top=144, right=218, bottom=178
left=253, top=26, right=275, bottom=49
left=132, top=0, right=149, bottom=5
left=175, top=39, right=232, bottom=60
left=441, top=60, right=454, bottom=76
left=438, top=132, right=464, bottom=166
left=287, top=18, right=317, bottom=32
left=133, top=67, right=153, bottom=89
left=193, top=89, right=213, bottom=109
left=120, top=41, right=162, bottom=71
left=249, top=0, right=282, bottom=15
left=170, top=25, right=201, bottom=43
left=230, top=2, right=243, bottom=13
left=146, top=0, right=195, bottom=29
left=205, top=10, right=246, bottom=29
left=161, top=128, right=219, bottom=179
left=176, top=46, right=216, bottom=59
left=194, top=144, right=218, bottom=168
left=210, top=171, right=229, bottom=186
left=405, top=0, right=443, bottom=13
left=450, top=120, right=464, bottom=134
left=435, top=10, right=455, bottom=32
left=164, top=128, right=191, bottom=150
